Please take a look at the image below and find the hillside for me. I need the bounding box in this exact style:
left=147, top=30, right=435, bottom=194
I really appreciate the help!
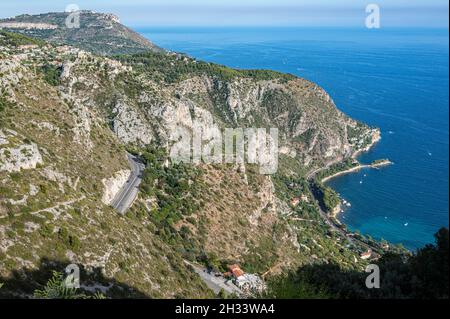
left=0, top=11, right=162, bottom=55
left=0, top=14, right=382, bottom=299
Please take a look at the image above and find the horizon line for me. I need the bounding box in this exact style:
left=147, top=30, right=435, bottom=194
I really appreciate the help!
left=129, top=25, right=450, bottom=29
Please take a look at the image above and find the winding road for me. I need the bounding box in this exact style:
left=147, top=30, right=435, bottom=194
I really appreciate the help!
left=111, top=153, right=145, bottom=215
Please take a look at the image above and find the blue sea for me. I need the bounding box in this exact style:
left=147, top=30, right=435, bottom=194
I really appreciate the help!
left=137, top=27, right=449, bottom=250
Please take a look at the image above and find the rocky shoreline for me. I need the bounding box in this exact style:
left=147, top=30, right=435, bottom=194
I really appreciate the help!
left=330, top=203, right=342, bottom=219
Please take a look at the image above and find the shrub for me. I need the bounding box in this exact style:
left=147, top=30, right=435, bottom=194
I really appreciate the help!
left=39, top=224, right=54, bottom=238
left=34, top=271, right=105, bottom=299
left=58, top=227, right=81, bottom=250
left=0, top=30, right=45, bottom=47
left=40, top=64, right=63, bottom=86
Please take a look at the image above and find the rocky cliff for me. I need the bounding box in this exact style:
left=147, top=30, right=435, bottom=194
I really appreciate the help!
left=0, top=15, right=378, bottom=298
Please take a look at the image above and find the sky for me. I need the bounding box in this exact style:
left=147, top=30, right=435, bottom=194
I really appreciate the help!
left=0, top=0, right=448, bottom=27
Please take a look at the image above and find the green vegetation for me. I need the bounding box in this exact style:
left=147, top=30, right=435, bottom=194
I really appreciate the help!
left=372, top=158, right=390, bottom=165
left=316, top=158, right=358, bottom=181
left=267, top=228, right=449, bottom=299
left=347, top=122, right=368, bottom=140
left=0, top=95, right=8, bottom=113
left=263, top=272, right=334, bottom=299
left=311, top=181, right=340, bottom=213
left=34, top=271, right=104, bottom=299
left=241, top=237, right=279, bottom=274
left=40, top=64, right=62, bottom=86
left=272, top=172, right=319, bottom=220
left=0, top=30, right=45, bottom=47
left=126, top=147, right=209, bottom=263
left=58, top=227, right=81, bottom=251
left=136, top=146, right=203, bottom=225
left=117, top=52, right=295, bottom=84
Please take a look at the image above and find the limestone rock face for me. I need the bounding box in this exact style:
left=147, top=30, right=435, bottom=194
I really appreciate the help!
left=248, top=177, right=276, bottom=226
left=0, top=143, right=43, bottom=173
left=0, top=22, right=58, bottom=30
left=0, top=130, right=43, bottom=173
left=112, top=100, right=154, bottom=146
left=50, top=42, right=374, bottom=171
left=101, top=169, right=131, bottom=205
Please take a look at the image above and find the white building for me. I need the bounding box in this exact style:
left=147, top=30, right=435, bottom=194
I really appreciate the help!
left=235, top=274, right=265, bottom=293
